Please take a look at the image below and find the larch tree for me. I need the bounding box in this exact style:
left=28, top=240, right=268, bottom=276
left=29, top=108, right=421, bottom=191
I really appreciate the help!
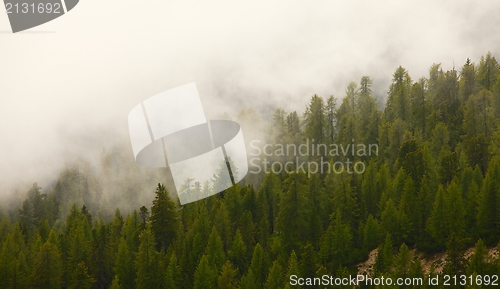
left=193, top=255, right=217, bottom=289
left=31, top=234, right=62, bottom=289
left=150, top=183, right=178, bottom=253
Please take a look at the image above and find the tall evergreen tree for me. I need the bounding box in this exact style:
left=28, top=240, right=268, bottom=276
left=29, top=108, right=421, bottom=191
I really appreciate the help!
left=385, top=66, right=412, bottom=122
left=477, top=157, right=500, bottom=245
left=193, top=255, right=217, bottom=289
left=114, top=237, right=135, bottom=289
left=150, top=183, right=178, bottom=253
left=135, top=228, right=163, bottom=289
left=31, top=233, right=62, bottom=289
left=276, top=172, right=309, bottom=253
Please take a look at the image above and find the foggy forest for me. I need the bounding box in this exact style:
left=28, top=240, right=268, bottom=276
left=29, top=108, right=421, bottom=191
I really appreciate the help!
left=1, top=53, right=500, bottom=288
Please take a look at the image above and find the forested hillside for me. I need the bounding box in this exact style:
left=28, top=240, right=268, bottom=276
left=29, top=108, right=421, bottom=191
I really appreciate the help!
left=1, top=53, right=500, bottom=288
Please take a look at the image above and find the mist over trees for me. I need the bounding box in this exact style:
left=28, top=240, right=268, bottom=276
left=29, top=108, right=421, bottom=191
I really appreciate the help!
left=1, top=53, right=500, bottom=288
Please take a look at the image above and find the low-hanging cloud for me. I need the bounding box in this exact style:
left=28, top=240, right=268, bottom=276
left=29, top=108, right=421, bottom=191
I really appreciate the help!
left=0, top=0, right=499, bottom=201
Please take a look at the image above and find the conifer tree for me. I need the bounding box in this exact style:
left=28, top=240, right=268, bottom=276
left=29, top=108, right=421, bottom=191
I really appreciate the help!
left=477, top=157, right=500, bottom=245
left=164, top=252, right=182, bottom=289
left=264, top=259, right=284, bottom=289
left=135, top=228, right=163, bottom=289
left=218, top=260, right=239, bottom=289
left=204, top=226, right=226, bottom=272
left=363, top=214, right=381, bottom=251
left=31, top=234, right=62, bottom=289
left=467, top=239, right=493, bottom=275
left=325, top=95, right=337, bottom=144
left=284, top=251, right=300, bottom=287
left=193, top=255, right=217, bottom=289
left=300, top=243, right=317, bottom=279
left=114, top=237, right=135, bottom=289
left=69, top=261, right=95, bottom=289
left=150, top=183, right=178, bottom=252
left=460, top=58, right=477, bottom=102
left=477, top=52, right=500, bottom=91
left=248, top=243, right=267, bottom=288
left=393, top=243, right=411, bottom=279
left=89, top=222, right=113, bottom=289
left=426, top=185, right=447, bottom=249
left=303, top=94, right=326, bottom=144
left=443, top=233, right=466, bottom=276
left=229, top=229, right=247, bottom=274
left=385, top=66, right=412, bottom=122
left=375, top=233, right=393, bottom=274
left=276, top=172, right=309, bottom=253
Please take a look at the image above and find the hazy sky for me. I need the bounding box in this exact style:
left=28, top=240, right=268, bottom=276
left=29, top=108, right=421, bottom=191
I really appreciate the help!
left=1, top=0, right=499, bottom=197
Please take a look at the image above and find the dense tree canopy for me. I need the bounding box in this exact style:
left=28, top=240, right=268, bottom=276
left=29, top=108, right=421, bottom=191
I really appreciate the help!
left=1, top=53, right=500, bottom=288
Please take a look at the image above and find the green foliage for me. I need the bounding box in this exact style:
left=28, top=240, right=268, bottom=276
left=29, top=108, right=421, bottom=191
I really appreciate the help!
left=218, top=260, right=239, bottom=289
left=69, top=261, right=95, bottom=289
left=31, top=237, right=62, bottom=289
left=150, top=184, right=178, bottom=253
left=135, top=228, right=163, bottom=289
left=193, top=255, right=217, bottom=289
left=276, top=172, right=309, bottom=253
left=114, top=237, right=135, bottom=289
left=477, top=157, right=500, bottom=245
left=2, top=53, right=500, bottom=288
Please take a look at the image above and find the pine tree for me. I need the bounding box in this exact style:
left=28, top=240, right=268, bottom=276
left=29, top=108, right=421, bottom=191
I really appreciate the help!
left=114, top=237, right=135, bottom=289
left=205, top=226, right=226, bottom=272
left=363, top=214, right=381, bottom=251
left=325, top=95, right=337, bottom=144
left=150, top=183, right=178, bottom=253
left=135, top=228, right=163, bottom=289
left=336, top=87, right=359, bottom=146
left=31, top=235, right=62, bottom=289
left=164, top=252, right=181, bottom=289
left=217, top=260, right=238, bottom=289
left=467, top=239, right=492, bottom=275
left=358, top=76, right=380, bottom=145
left=276, top=172, right=309, bottom=253
left=238, top=210, right=256, bottom=258
left=300, top=243, right=317, bottom=279
left=393, top=243, right=411, bottom=279
left=426, top=185, right=447, bottom=249
left=284, top=251, right=300, bottom=288
left=460, top=58, right=477, bottom=102
left=88, top=222, right=113, bottom=289
left=15, top=251, right=29, bottom=289
left=445, top=181, right=465, bottom=240
left=477, top=157, right=500, bottom=245
left=213, top=202, right=232, bottom=250
left=443, top=233, right=466, bottom=276
left=361, top=161, right=381, bottom=218
left=375, top=233, right=393, bottom=274
left=109, top=275, right=121, bottom=289
left=182, top=203, right=211, bottom=285
left=381, top=198, right=403, bottom=245
left=303, top=94, right=326, bottom=144
left=319, top=211, right=352, bottom=271
left=193, top=255, right=217, bottom=289
left=264, top=259, right=284, bottom=289
left=0, top=230, right=23, bottom=289
left=67, top=214, right=91, bottom=283
left=477, top=52, right=500, bottom=91
left=410, top=79, right=427, bottom=135
left=69, top=261, right=95, bottom=289
left=229, top=229, right=247, bottom=274
left=248, top=243, right=267, bottom=288
left=385, top=66, right=412, bottom=122
left=122, top=210, right=141, bottom=252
